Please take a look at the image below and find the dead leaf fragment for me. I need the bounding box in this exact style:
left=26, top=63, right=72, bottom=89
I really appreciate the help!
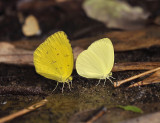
left=22, top=15, right=41, bottom=36
left=73, top=47, right=84, bottom=60
left=0, top=42, right=33, bottom=65
left=71, top=26, right=160, bottom=51
left=112, top=62, right=160, bottom=72
left=83, top=0, right=149, bottom=30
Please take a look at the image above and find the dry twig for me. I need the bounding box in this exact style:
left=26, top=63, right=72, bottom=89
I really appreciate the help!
left=128, top=70, right=160, bottom=88
left=114, top=67, right=160, bottom=87
left=86, top=107, right=107, bottom=123
left=0, top=99, right=48, bottom=123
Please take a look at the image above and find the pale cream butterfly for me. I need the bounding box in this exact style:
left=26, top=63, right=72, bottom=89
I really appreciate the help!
left=76, top=38, right=114, bottom=85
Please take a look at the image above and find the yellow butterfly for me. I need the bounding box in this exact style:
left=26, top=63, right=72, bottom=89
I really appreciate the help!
left=76, top=38, right=114, bottom=85
left=33, top=31, right=73, bottom=92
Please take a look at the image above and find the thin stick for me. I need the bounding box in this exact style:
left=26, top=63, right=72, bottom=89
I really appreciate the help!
left=112, top=62, right=160, bottom=72
left=86, top=107, right=107, bottom=123
left=128, top=81, right=144, bottom=88
left=128, top=70, right=160, bottom=88
left=0, top=99, right=48, bottom=123
left=114, top=67, right=160, bottom=87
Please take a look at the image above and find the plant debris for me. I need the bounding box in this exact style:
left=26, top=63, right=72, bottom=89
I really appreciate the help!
left=129, top=70, right=160, bottom=88
left=83, top=0, right=149, bottom=30
left=22, top=15, right=41, bottom=36
left=117, top=105, right=143, bottom=113
left=86, top=106, right=107, bottom=123
left=114, top=67, right=160, bottom=87
left=0, top=99, right=48, bottom=123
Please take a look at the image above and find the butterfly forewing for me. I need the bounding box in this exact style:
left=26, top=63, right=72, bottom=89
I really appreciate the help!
left=88, top=38, right=114, bottom=75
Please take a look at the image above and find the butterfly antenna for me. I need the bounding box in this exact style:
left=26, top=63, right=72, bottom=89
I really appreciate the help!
left=52, top=82, right=59, bottom=93
left=96, top=79, right=101, bottom=86
left=62, top=83, right=65, bottom=93
left=68, top=82, right=71, bottom=91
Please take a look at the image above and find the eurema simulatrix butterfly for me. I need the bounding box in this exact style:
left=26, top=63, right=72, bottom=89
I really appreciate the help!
left=33, top=31, right=73, bottom=93
left=76, top=38, right=114, bottom=85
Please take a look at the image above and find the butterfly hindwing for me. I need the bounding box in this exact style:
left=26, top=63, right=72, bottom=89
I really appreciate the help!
left=76, top=50, right=104, bottom=79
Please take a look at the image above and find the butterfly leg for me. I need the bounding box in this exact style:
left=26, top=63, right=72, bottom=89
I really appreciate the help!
left=70, top=81, right=73, bottom=88
left=109, top=72, right=115, bottom=79
left=52, top=82, right=59, bottom=93
left=68, top=82, right=71, bottom=91
left=108, top=77, right=113, bottom=84
left=109, top=76, right=118, bottom=86
left=103, top=79, right=107, bottom=86
left=62, top=83, right=65, bottom=93
left=110, top=76, right=116, bottom=79
left=96, top=79, right=101, bottom=86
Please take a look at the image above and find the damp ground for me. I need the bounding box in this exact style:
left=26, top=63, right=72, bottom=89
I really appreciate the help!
left=0, top=46, right=160, bottom=123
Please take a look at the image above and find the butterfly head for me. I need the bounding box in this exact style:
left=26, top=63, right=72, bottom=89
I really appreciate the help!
left=101, top=72, right=112, bottom=79
left=64, top=76, right=72, bottom=83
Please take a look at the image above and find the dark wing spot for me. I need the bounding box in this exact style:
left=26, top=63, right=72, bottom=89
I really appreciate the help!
left=67, top=65, right=70, bottom=67
left=57, top=53, right=59, bottom=55
left=46, top=51, right=48, bottom=54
